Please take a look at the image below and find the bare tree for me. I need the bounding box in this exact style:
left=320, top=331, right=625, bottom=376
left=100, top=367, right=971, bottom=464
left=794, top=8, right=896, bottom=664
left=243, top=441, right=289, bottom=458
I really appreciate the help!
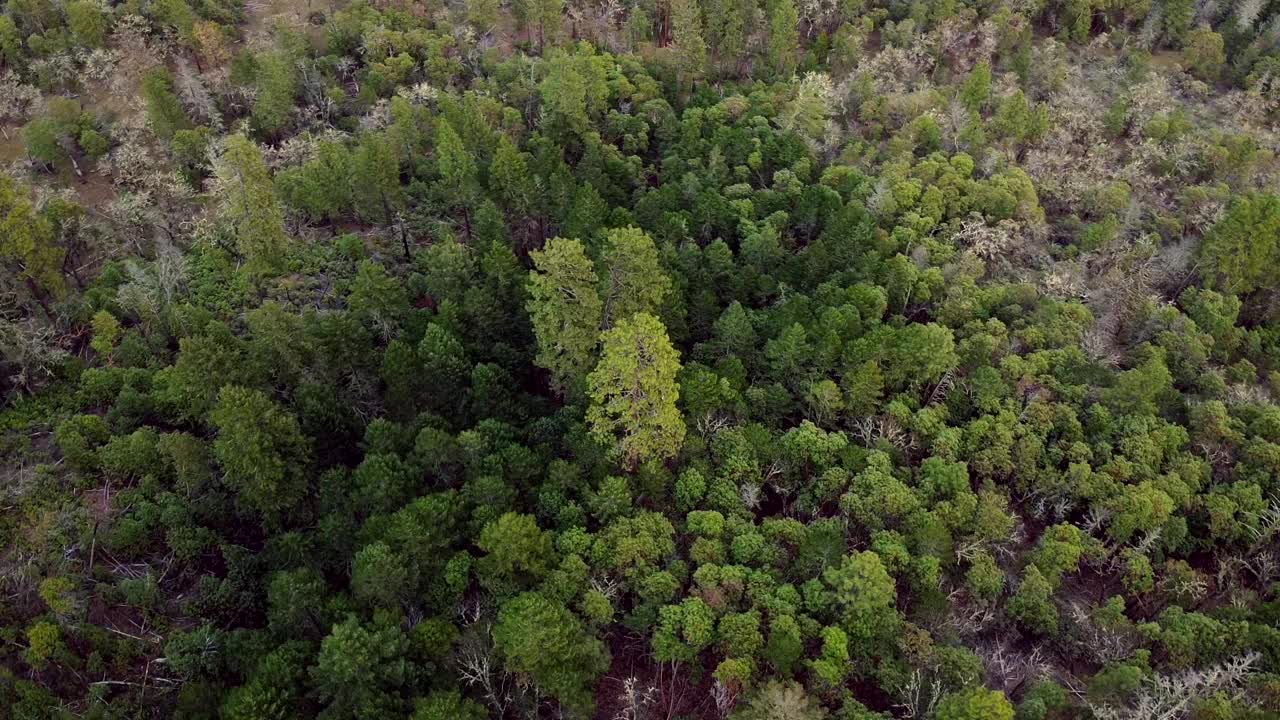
left=1089, top=653, right=1260, bottom=720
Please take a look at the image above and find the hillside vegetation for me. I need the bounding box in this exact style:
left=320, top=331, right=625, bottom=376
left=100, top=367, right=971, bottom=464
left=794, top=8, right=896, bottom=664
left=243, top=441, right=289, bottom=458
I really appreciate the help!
left=3, top=0, right=1280, bottom=718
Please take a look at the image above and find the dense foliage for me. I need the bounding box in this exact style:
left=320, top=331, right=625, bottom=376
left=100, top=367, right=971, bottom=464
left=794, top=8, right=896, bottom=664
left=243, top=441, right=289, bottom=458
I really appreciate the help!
left=3, top=0, right=1280, bottom=718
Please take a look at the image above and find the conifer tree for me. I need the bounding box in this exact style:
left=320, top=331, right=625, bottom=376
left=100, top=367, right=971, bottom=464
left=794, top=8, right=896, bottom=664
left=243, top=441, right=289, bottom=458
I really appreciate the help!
left=352, top=133, right=408, bottom=256
left=142, top=69, right=192, bottom=140
left=767, top=0, right=799, bottom=78
left=528, top=237, right=604, bottom=397
left=216, top=134, right=289, bottom=277
left=671, top=0, right=707, bottom=88
left=600, top=226, right=672, bottom=327
left=435, top=119, right=480, bottom=240
left=587, top=313, right=685, bottom=465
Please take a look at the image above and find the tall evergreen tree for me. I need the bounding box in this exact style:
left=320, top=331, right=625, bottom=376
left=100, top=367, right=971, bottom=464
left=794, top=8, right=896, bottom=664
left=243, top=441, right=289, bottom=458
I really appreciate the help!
left=527, top=237, right=604, bottom=397
left=435, top=119, right=481, bottom=240
left=142, top=69, right=192, bottom=140
left=216, top=134, right=289, bottom=277
left=353, top=133, right=409, bottom=257
left=766, top=0, right=799, bottom=78
left=587, top=312, right=686, bottom=465
left=600, top=226, right=672, bottom=327
left=670, top=0, right=707, bottom=88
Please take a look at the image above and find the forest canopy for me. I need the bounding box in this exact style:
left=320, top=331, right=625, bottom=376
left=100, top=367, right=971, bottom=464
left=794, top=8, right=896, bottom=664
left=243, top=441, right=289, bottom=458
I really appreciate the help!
left=3, top=0, right=1280, bottom=718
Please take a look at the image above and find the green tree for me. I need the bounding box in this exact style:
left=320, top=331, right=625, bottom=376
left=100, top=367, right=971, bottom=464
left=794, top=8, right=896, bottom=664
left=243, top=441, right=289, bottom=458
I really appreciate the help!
left=250, top=52, right=298, bottom=137
left=489, top=135, right=535, bottom=218
left=965, top=552, right=1004, bottom=603
left=25, top=621, right=65, bottom=669
left=1057, top=0, right=1093, bottom=42
left=142, top=69, right=192, bottom=140
left=209, top=386, right=310, bottom=520
left=587, top=313, right=686, bottom=465
left=601, top=226, right=672, bottom=327
left=351, top=541, right=410, bottom=608
left=779, top=72, right=836, bottom=145
left=733, top=680, right=825, bottom=720
left=477, top=512, right=555, bottom=592
left=1159, top=0, right=1193, bottom=46
left=0, top=175, right=64, bottom=304
left=959, top=61, right=992, bottom=113
left=1009, top=565, right=1058, bottom=636
left=527, top=237, right=604, bottom=396
left=311, top=615, right=413, bottom=718
left=216, top=134, right=289, bottom=276
left=435, top=119, right=480, bottom=239
left=531, top=0, right=563, bottom=51
left=822, top=551, right=898, bottom=656
left=90, top=310, right=121, bottom=360
left=493, top=592, right=608, bottom=714
left=1103, top=352, right=1173, bottom=417
left=352, top=133, right=408, bottom=255
left=466, top=0, right=499, bottom=34
left=1183, top=28, right=1225, bottom=82
left=1199, top=193, right=1280, bottom=294
left=934, top=687, right=1015, bottom=720
left=0, top=16, right=21, bottom=69
left=151, top=0, right=195, bottom=36
left=653, top=596, right=716, bottom=661
left=670, top=0, right=707, bottom=88
left=65, top=0, right=109, bottom=46
left=766, top=0, right=800, bottom=78
left=808, top=626, right=849, bottom=687
left=278, top=141, right=353, bottom=225
left=413, top=691, right=486, bottom=720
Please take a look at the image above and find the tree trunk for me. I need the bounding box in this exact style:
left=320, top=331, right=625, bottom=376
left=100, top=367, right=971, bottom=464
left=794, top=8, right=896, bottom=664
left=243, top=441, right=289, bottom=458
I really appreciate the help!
left=25, top=278, right=53, bottom=319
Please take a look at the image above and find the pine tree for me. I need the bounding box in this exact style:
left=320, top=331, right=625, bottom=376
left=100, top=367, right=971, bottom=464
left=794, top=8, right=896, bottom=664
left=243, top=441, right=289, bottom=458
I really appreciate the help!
left=670, top=0, right=707, bottom=88
left=587, top=313, right=685, bottom=465
left=934, top=688, right=1015, bottom=720
left=250, top=52, right=298, bottom=138
left=352, top=133, right=408, bottom=256
left=436, top=119, right=480, bottom=240
left=142, top=69, right=192, bottom=140
left=216, top=134, right=289, bottom=277
left=766, top=0, right=799, bottom=79
left=65, top=0, right=109, bottom=47
left=210, top=385, right=310, bottom=520
left=527, top=237, right=603, bottom=397
left=493, top=592, right=608, bottom=715
left=489, top=135, right=535, bottom=218
left=466, top=0, right=500, bottom=34
left=1199, top=193, right=1280, bottom=294
left=600, top=226, right=672, bottom=327
left=532, top=0, right=564, bottom=53
left=277, top=141, right=353, bottom=226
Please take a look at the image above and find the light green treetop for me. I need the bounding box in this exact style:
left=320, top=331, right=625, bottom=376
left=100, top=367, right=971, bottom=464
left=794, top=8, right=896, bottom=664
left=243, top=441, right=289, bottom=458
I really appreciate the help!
left=587, top=312, right=685, bottom=465
left=528, top=236, right=604, bottom=396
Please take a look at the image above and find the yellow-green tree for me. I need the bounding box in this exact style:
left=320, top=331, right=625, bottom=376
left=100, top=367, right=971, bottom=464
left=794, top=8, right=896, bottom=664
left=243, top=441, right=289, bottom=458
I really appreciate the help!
left=0, top=175, right=64, bottom=308
left=216, top=134, right=289, bottom=277
left=528, top=237, right=603, bottom=397
left=1199, top=193, right=1280, bottom=294
left=209, top=385, right=310, bottom=520
left=934, top=688, right=1015, bottom=720
left=600, top=226, right=671, bottom=327
left=1183, top=27, right=1225, bottom=82
left=587, top=313, right=685, bottom=465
